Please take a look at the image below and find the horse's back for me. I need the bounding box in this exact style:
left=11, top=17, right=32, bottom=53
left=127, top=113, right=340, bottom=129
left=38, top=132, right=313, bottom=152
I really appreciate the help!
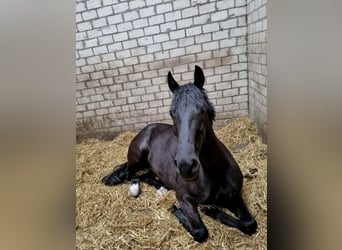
left=127, top=123, right=173, bottom=170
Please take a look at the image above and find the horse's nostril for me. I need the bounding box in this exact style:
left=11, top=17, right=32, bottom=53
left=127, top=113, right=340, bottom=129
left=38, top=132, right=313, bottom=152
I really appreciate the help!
left=191, top=159, right=197, bottom=168
left=174, top=159, right=178, bottom=167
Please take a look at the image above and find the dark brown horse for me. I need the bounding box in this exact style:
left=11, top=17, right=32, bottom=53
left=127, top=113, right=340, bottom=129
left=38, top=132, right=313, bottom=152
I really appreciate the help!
left=102, top=65, right=257, bottom=242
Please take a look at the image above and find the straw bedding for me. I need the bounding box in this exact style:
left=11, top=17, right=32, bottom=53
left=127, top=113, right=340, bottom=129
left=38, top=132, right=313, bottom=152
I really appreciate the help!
left=76, top=117, right=267, bottom=249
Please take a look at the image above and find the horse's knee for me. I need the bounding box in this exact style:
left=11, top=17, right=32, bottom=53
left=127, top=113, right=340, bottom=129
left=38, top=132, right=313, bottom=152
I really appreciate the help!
left=239, top=218, right=257, bottom=236
left=193, top=227, right=208, bottom=243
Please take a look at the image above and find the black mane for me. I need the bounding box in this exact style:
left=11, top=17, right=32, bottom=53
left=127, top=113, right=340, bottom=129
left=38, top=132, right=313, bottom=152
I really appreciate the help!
left=171, top=83, right=216, bottom=124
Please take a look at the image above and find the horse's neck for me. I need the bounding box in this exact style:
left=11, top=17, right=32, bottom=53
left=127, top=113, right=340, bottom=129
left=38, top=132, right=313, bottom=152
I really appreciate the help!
left=202, top=125, right=220, bottom=150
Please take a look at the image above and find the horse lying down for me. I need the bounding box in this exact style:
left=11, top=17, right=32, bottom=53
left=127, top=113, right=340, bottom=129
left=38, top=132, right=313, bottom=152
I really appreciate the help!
left=102, top=65, right=257, bottom=243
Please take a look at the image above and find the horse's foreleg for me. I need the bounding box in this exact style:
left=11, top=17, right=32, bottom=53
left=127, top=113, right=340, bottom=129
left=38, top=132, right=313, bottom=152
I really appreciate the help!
left=138, top=171, right=165, bottom=190
left=226, top=192, right=258, bottom=235
left=101, top=163, right=129, bottom=186
left=201, top=206, right=241, bottom=228
left=171, top=201, right=208, bottom=243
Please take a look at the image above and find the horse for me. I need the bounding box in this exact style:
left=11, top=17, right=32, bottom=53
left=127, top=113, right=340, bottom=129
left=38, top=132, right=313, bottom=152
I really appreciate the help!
left=102, top=65, right=257, bottom=242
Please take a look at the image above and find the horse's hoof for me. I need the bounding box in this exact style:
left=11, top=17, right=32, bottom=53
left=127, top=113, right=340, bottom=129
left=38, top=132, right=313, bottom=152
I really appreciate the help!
left=170, top=205, right=178, bottom=213
left=239, top=219, right=257, bottom=235
left=156, top=186, right=168, bottom=198
left=193, top=227, right=209, bottom=243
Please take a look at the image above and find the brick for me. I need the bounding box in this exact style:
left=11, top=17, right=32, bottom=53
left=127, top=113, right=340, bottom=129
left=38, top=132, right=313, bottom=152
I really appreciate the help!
left=138, top=36, right=154, bottom=46
left=76, top=2, right=86, bottom=13
left=142, top=69, right=157, bottom=78
left=141, top=94, right=155, bottom=102
left=144, top=25, right=160, bottom=35
left=229, top=7, right=246, bottom=17
left=196, top=51, right=212, bottom=61
left=124, top=11, right=139, bottom=22
left=186, top=44, right=201, bottom=54
left=128, top=96, right=142, bottom=104
left=233, top=95, right=248, bottom=103
left=82, top=10, right=97, bottom=21
left=160, top=22, right=176, bottom=33
left=173, top=0, right=190, bottom=10
left=139, top=54, right=154, bottom=63
left=98, top=35, right=113, bottom=45
left=178, top=37, right=194, bottom=47
left=223, top=88, right=239, bottom=97
left=131, top=87, right=146, bottom=95
left=128, top=72, right=143, bottom=81
left=154, top=33, right=169, bottom=43
left=97, top=6, right=113, bottom=17
left=211, top=10, right=228, bottom=22
left=177, top=18, right=193, bottom=29
left=128, top=29, right=144, bottom=39
left=186, top=26, right=202, bottom=36
left=165, top=11, right=181, bottom=22
left=232, top=79, right=248, bottom=87
left=78, top=96, right=90, bottom=105
left=94, top=62, right=109, bottom=71
left=149, top=14, right=165, bottom=25
left=220, top=18, right=238, bottom=29
left=135, top=102, right=150, bottom=110
left=129, top=0, right=145, bottom=9
left=199, top=3, right=216, bottom=14
left=124, top=56, right=138, bottom=66
left=182, top=6, right=198, bottom=18
left=146, top=85, right=160, bottom=94
left=133, top=18, right=149, bottom=29
left=202, top=41, right=219, bottom=51
left=123, top=39, right=138, bottom=49
left=231, top=63, right=247, bottom=71
left=230, top=27, right=247, bottom=37
left=96, top=109, right=109, bottom=116
left=156, top=3, right=172, bottom=14
left=83, top=111, right=95, bottom=118
left=216, top=0, right=235, bottom=10
left=93, top=46, right=108, bottom=55
left=117, top=22, right=133, bottom=32
left=145, top=44, right=160, bottom=54
left=76, top=32, right=87, bottom=42
left=162, top=40, right=178, bottom=50
left=102, top=25, right=117, bottom=35
left=90, top=94, right=104, bottom=102
left=107, top=14, right=123, bottom=25
left=220, top=38, right=236, bottom=48
left=217, top=97, right=233, bottom=105
left=87, top=29, right=102, bottom=39
left=113, top=32, right=128, bottom=42
left=170, top=48, right=185, bottom=57
left=103, top=0, right=119, bottom=6
left=215, top=81, right=232, bottom=90
left=203, top=23, right=220, bottom=33
left=87, top=55, right=101, bottom=64
left=86, top=0, right=101, bottom=10
left=92, top=18, right=108, bottom=30
left=213, top=30, right=228, bottom=40
left=77, top=22, right=92, bottom=32
left=91, top=71, right=105, bottom=80
left=149, top=100, right=163, bottom=108
left=155, top=91, right=170, bottom=100
left=113, top=2, right=129, bottom=13
left=170, top=30, right=185, bottom=40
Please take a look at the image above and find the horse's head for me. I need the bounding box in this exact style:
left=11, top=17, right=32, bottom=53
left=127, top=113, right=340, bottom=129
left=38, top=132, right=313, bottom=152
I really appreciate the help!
left=167, top=65, right=215, bottom=181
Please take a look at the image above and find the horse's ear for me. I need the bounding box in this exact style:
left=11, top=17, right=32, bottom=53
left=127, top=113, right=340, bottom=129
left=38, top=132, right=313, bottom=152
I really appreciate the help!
left=168, top=71, right=179, bottom=93
left=194, top=65, right=205, bottom=89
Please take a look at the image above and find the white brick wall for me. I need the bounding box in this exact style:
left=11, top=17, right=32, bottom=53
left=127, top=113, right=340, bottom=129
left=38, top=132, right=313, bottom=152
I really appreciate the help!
left=247, top=0, right=267, bottom=142
left=75, top=0, right=267, bottom=139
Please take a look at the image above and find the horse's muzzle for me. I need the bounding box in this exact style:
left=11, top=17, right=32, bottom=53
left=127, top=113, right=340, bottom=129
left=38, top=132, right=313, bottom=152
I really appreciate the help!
left=177, top=158, right=200, bottom=181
